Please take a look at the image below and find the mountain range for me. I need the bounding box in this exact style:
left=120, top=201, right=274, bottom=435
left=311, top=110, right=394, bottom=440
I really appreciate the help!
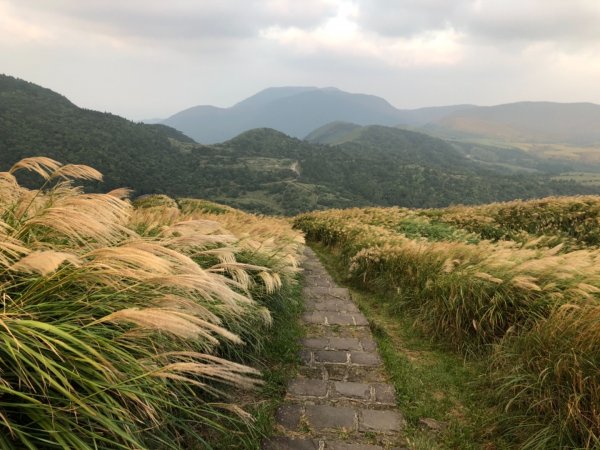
left=1, top=74, right=597, bottom=215
left=158, top=87, right=600, bottom=152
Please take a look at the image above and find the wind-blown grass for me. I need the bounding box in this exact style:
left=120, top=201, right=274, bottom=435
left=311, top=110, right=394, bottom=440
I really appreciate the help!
left=294, top=200, right=600, bottom=448
left=434, top=196, right=600, bottom=248
left=0, top=157, right=303, bottom=449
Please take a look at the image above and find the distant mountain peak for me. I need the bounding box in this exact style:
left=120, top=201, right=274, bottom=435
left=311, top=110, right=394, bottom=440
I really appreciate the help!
left=162, top=86, right=406, bottom=144
left=232, top=86, right=318, bottom=110
left=160, top=86, right=600, bottom=148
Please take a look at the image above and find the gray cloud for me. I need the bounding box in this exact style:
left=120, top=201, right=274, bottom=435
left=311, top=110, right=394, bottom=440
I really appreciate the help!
left=12, top=0, right=338, bottom=40
left=3, top=0, right=600, bottom=121
left=356, top=0, right=464, bottom=37
left=356, top=0, right=600, bottom=44
left=464, top=1, right=600, bottom=43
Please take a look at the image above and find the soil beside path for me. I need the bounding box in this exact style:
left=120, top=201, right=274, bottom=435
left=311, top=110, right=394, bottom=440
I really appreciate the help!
left=264, top=247, right=407, bottom=450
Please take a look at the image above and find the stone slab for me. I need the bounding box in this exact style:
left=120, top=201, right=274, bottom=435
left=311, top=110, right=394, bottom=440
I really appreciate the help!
left=300, top=349, right=313, bottom=364
left=314, top=350, right=348, bottom=364
left=276, top=404, right=302, bottom=430
left=288, top=379, right=329, bottom=397
left=352, top=314, right=369, bottom=326
left=359, top=410, right=404, bottom=433
left=328, top=337, right=362, bottom=351
left=303, top=287, right=350, bottom=299
left=350, top=352, right=381, bottom=366
left=306, top=299, right=360, bottom=313
left=305, top=405, right=356, bottom=430
left=302, top=337, right=329, bottom=349
left=360, top=338, right=377, bottom=352
left=333, top=381, right=371, bottom=400
left=324, top=443, right=383, bottom=450
left=373, top=384, right=396, bottom=404
left=325, top=313, right=356, bottom=326
left=302, top=312, right=326, bottom=324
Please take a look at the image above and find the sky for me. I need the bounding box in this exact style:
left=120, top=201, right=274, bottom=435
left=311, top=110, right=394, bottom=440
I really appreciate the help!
left=2, top=0, right=600, bottom=120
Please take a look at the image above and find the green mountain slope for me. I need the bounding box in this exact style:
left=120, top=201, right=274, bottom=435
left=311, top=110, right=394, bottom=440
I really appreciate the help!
left=308, top=122, right=578, bottom=175
left=197, top=127, right=592, bottom=213
left=0, top=74, right=193, bottom=193
left=304, top=121, right=364, bottom=144
left=0, top=75, right=595, bottom=216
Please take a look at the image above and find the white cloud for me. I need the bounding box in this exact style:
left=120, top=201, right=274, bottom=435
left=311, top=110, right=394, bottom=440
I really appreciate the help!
left=0, top=2, right=55, bottom=43
left=6, top=0, right=339, bottom=41
left=3, top=0, right=600, bottom=120
left=261, top=4, right=464, bottom=67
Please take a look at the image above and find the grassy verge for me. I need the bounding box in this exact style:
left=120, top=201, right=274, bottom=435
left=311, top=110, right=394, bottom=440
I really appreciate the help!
left=214, top=278, right=305, bottom=449
left=295, top=205, right=600, bottom=448
left=0, top=158, right=306, bottom=448
left=311, top=243, right=513, bottom=450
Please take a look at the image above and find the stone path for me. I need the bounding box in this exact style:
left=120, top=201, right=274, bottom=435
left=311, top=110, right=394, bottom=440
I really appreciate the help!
left=264, top=248, right=406, bottom=450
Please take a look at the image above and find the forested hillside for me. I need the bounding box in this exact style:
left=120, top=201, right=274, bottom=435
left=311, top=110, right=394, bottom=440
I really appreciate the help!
left=201, top=128, right=593, bottom=214
left=1, top=75, right=595, bottom=215
left=0, top=75, right=195, bottom=193
left=308, top=122, right=579, bottom=174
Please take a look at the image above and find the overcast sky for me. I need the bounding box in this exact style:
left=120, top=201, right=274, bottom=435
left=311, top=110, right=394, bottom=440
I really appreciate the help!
left=3, top=0, right=600, bottom=120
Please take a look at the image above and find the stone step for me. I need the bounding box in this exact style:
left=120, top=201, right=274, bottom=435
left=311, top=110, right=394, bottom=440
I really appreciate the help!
left=304, top=274, right=337, bottom=282
left=286, top=379, right=396, bottom=406
left=301, top=336, right=377, bottom=352
left=303, top=324, right=374, bottom=340
left=299, top=364, right=388, bottom=383
left=264, top=437, right=319, bottom=450
left=304, top=299, right=361, bottom=313
left=274, top=404, right=405, bottom=435
left=303, top=275, right=328, bottom=282
left=301, top=349, right=382, bottom=366
left=265, top=249, right=407, bottom=450
left=302, top=311, right=369, bottom=326
left=303, top=286, right=351, bottom=300
left=302, top=263, right=325, bottom=271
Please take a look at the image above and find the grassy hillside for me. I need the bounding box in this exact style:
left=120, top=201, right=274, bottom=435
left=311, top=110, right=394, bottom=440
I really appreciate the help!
left=294, top=196, right=600, bottom=448
left=0, top=156, right=304, bottom=448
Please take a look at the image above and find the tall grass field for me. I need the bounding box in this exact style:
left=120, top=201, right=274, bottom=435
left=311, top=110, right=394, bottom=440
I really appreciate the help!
left=294, top=198, right=600, bottom=449
left=0, top=157, right=303, bottom=449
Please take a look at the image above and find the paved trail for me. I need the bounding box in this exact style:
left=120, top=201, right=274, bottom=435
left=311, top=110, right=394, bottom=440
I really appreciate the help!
left=264, top=248, right=406, bottom=450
